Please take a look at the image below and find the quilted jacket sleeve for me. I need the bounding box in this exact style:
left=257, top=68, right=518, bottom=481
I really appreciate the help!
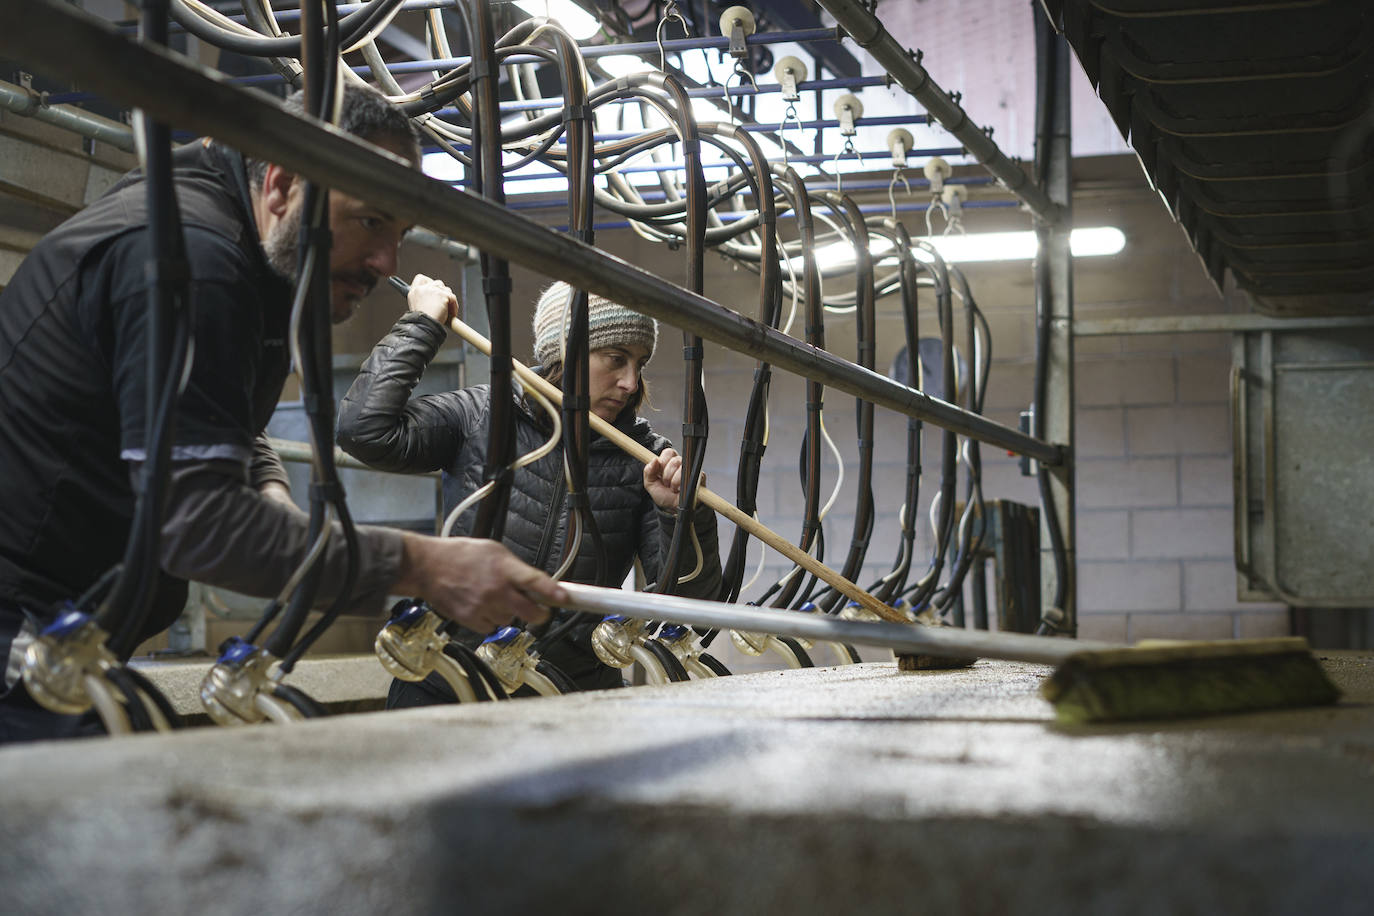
left=337, top=313, right=485, bottom=473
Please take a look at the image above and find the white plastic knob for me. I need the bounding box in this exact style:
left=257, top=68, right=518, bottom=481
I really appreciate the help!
left=923, top=156, right=952, bottom=192
left=832, top=93, right=864, bottom=122
left=719, top=5, right=756, bottom=37
left=773, top=55, right=808, bottom=99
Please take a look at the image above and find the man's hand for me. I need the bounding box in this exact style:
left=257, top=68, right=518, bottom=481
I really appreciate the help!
left=644, top=447, right=694, bottom=510
left=406, top=273, right=460, bottom=326
left=393, top=533, right=562, bottom=632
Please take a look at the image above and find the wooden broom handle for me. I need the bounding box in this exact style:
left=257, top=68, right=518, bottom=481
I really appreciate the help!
left=447, top=315, right=906, bottom=625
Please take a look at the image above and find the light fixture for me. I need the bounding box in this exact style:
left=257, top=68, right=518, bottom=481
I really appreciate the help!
left=597, top=54, right=654, bottom=79
left=802, top=227, right=1125, bottom=271
left=421, top=151, right=464, bottom=183
left=513, top=0, right=600, bottom=41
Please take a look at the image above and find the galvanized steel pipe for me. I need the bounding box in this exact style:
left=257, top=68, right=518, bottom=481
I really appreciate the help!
left=815, top=0, right=1064, bottom=223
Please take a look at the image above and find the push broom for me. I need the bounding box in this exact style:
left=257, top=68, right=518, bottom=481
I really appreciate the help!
left=440, top=308, right=1340, bottom=724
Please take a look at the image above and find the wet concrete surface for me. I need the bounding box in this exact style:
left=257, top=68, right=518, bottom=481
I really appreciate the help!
left=2, top=654, right=1372, bottom=914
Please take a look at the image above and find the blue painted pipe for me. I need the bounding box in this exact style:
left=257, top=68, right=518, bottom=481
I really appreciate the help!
left=498, top=75, right=893, bottom=111
left=550, top=197, right=1017, bottom=233
left=496, top=175, right=995, bottom=205
left=432, top=146, right=967, bottom=181
left=592, top=114, right=930, bottom=141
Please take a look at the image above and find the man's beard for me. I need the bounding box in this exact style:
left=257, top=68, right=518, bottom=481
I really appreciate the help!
left=262, top=201, right=303, bottom=282
left=262, top=204, right=375, bottom=323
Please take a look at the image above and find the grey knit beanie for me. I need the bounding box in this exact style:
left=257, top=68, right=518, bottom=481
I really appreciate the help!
left=532, top=281, right=658, bottom=367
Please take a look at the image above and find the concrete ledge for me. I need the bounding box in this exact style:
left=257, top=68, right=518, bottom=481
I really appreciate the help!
left=131, top=654, right=393, bottom=721
left=3, top=657, right=1374, bottom=914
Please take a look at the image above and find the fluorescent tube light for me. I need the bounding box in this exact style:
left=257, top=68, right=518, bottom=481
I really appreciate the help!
left=806, top=227, right=1125, bottom=271
left=597, top=54, right=654, bottom=79
left=513, top=0, right=600, bottom=41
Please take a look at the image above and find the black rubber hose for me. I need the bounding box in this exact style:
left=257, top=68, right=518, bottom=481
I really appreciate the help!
left=271, top=683, right=329, bottom=719
left=900, top=241, right=959, bottom=612
left=808, top=193, right=876, bottom=614
left=102, top=0, right=195, bottom=657
left=559, top=68, right=609, bottom=588
left=434, top=640, right=487, bottom=701
left=716, top=131, right=781, bottom=603
left=933, top=266, right=989, bottom=617
left=860, top=222, right=921, bottom=603
left=123, top=665, right=185, bottom=729
left=443, top=641, right=509, bottom=701
left=766, top=169, right=823, bottom=610
left=467, top=0, right=516, bottom=543
left=103, top=667, right=156, bottom=732
left=262, top=0, right=355, bottom=663
left=167, top=0, right=401, bottom=59
left=535, top=658, right=580, bottom=694
left=650, top=75, right=709, bottom=597
left=698, top=653, right=732, bottom=676
left=776, top=637, right=814, bottom=668
left=643, top=638, right=691, bottom=682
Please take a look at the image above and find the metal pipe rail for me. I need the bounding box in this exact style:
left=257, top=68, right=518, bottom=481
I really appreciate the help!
left=266, top=437, right=440, bottom=478
left=497, top=75, right=895, bottom=111
left=4, top=0, right=1062, bottom=467
left=560, top=583, right=1115, bottom=666
left=0, top=77, right=136, bottom=153
left=484, top=146, right=966, bottom=182
left=815, top=0, right=1064, bottom=224
left=591, top=114, right=932, bottom=142
left=567, top=199, right=1019, bottom=233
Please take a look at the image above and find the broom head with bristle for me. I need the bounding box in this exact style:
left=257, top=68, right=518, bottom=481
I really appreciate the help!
left=1041, top=637, right=1340, bottom=724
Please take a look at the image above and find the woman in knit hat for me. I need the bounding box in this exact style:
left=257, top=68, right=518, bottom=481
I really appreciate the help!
left=338, top=275, right=721, bottom=703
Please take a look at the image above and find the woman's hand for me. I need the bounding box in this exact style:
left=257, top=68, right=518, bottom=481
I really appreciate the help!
left=644, top=447, right=698, bottom=510
left=406, top=273, right=460, bottom=326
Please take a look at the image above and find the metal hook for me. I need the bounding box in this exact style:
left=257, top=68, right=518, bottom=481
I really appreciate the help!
left=778, top=102, right=803, bottom=168
left=831, top=137, right=859, bottom=194
left=940, top=184, right=967, bottom=235
left=721, top=60, right=758, bottom=119
left=888, top=169, right=911, bottom=221
left=656, top=1, right=689, bottom=73
left=924, top=196, right=950, bottom=236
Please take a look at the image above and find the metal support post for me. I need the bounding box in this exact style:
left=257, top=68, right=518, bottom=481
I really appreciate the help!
left=1035, top=10, right=1076, bottom=635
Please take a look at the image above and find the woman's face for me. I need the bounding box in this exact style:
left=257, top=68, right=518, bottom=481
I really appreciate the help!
left=587, top=343, right=651, bottom=422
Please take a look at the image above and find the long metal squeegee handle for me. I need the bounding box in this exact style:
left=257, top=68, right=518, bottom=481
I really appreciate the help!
left=2, top=0, right=1057, bottom=468
left=558, top=582, right=1118, bottom=667
left=446, top=315, right=903, bottom=624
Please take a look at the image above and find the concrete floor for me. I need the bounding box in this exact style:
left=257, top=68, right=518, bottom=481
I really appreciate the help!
left=2, top=654, right=1372, bottom=915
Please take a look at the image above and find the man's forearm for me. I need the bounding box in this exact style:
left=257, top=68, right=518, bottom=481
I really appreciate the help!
left=154, top=460, right=403, bottom=615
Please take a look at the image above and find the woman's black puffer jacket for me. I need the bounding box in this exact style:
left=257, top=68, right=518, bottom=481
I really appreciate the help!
left=337, top=312, right=722, bottom=696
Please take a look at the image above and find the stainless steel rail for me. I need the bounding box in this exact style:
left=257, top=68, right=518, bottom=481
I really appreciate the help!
left=560, top=583, right=1116, bottom=665
left=0, top=77, right=135, bottom=152
left=815, top=0, right=1064, bottom=224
